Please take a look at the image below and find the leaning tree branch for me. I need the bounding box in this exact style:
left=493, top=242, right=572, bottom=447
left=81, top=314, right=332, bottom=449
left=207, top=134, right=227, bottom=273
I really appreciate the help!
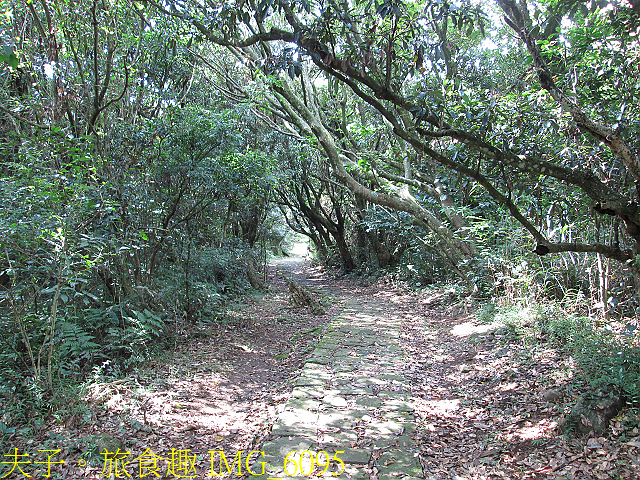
left=299, top=31, right=640, bottom=246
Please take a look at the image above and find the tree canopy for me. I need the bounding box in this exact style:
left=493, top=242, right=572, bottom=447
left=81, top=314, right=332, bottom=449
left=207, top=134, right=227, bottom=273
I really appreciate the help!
left=151, top=0, right=639, bottom=274
left=1, top=0, right=639, bottom=413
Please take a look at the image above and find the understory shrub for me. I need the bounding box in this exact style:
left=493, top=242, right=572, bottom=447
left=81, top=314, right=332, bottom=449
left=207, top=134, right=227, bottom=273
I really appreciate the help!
left=484, top=302, right=640, bottom=407
left=156, top=243, right=255, bottom=322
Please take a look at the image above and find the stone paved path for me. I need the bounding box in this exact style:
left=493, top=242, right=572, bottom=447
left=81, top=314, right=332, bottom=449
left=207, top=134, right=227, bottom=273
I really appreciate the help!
left=250, top=281, right=423, bottom=479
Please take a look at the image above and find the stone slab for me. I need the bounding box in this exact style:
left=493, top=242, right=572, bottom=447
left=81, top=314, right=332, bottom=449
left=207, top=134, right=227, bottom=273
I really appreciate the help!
left=254, top=288, right=423, bottom=480
left=295, top=375, right=327, bottom=387
left=290, top=386, right=326, bottom=399
left=356, top=396, right=383, bottom=408
left=321, top=394, right=348, bottom=408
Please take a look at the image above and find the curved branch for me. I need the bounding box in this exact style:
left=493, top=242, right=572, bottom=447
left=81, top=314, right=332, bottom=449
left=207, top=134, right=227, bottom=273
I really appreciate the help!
left=97, top=63, right=129, bottom=116
left=304, top=40, right=640, bottom=244
left=536, top=241, right=634, bottom=264
left=0, top=104, right=61, bottom=133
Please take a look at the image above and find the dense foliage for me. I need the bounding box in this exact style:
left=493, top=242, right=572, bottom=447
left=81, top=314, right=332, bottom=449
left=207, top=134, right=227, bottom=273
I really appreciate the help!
left=1, top=0, right=639, bottom=432
left=0, top=0, right=286, bottom=427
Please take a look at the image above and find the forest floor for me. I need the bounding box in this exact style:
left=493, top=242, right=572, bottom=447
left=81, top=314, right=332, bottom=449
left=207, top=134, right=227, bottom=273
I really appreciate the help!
left=11, top=251, right=640, bottom=479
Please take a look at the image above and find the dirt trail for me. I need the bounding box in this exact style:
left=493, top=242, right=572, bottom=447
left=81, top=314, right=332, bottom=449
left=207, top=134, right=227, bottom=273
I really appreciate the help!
left=22, top=254, right=639, bottom=479
left=32, top=254, right=337, bottom=479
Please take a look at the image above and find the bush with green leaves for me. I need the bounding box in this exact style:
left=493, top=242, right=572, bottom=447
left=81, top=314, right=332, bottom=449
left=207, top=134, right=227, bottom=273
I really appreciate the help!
left=0, top=111, right=283, bottom=429
left=484, top=302, right=640, bottom=407
left=156, top=243, right=254, bottom=323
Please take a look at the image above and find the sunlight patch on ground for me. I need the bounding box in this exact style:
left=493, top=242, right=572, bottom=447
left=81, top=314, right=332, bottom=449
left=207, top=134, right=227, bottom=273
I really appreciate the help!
left=424, top=398, right=461, bottom=417
left=509, top=419, right=557, bottom=441
left=450, top=321, right=502, bottom=337
left=495, top=382, right=519, bottom=392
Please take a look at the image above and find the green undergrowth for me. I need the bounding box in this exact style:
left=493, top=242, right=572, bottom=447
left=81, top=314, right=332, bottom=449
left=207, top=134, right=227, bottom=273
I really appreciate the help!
left=0, top=279, right=258, bottom=451
left=479, top=301, right=640, bottom=411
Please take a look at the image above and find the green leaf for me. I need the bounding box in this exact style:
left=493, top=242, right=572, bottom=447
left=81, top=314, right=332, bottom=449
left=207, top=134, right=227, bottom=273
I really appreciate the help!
left=529, top=25, right=540, bottom=38
left=0, top=46, right=18, bottom=68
